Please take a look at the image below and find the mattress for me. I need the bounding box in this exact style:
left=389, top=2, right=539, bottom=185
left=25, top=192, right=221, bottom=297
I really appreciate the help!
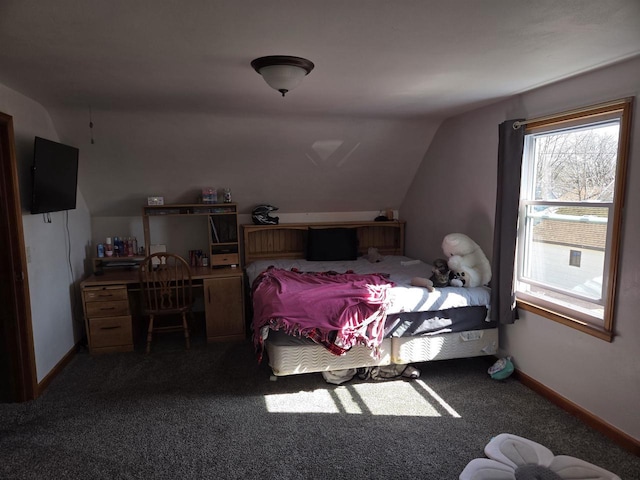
left=385, top=305, right=493, bottom=337
left=246, top=256, right=492, bottom=315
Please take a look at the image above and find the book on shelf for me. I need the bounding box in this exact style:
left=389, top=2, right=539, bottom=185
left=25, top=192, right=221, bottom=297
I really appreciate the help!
left=209, top=216, right=221, bottom=243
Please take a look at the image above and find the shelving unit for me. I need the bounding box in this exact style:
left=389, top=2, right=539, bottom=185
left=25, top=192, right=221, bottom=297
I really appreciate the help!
left=141, top=203, right=240, bottom=268
left=207, top=207, right=239, bottom=267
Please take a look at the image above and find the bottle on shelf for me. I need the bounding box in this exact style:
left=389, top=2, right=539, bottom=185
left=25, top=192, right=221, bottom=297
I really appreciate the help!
left=105, top=237, right=113, bottom=257
left=113, top=236, right=121, bottom=257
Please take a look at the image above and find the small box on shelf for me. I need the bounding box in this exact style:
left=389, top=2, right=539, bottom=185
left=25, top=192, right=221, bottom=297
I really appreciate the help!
left=202, top=188, right=217, bottom=204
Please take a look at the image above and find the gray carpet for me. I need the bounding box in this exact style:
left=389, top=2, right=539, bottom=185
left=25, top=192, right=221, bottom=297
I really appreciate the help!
left=1, top=339, right=638, bottom=479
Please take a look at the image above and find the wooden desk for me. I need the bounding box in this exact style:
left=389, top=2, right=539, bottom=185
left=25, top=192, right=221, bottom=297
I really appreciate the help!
left=81, top=267, right=245, bottom=354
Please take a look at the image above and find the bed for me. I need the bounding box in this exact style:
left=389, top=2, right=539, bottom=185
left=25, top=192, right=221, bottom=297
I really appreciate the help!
left=243, top=221, right=498, bottom=377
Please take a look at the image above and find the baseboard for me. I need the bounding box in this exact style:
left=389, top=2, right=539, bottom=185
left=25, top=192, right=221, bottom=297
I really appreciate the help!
left=35, top=343, right=78, bottom=398
left=513, top=369, right=640, bottom=456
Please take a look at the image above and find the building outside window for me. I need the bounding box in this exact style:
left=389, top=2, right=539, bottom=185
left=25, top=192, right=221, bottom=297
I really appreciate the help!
left=516, top=99, right=632, bottom=340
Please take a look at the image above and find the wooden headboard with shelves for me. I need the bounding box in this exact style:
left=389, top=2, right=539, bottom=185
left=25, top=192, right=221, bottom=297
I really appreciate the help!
left=242, top=221, right=405, bottom=265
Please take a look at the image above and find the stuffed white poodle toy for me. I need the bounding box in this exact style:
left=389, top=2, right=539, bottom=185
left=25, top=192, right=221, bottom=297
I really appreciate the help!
left=442, top=233, right=492, bottom=288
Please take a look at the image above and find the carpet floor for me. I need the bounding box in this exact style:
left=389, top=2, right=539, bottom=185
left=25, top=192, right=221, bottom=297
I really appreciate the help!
left=1, top=338, right=638, bottom=479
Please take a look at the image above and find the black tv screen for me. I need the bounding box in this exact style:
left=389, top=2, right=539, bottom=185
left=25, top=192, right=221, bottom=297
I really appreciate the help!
left=31, top=137, right=79, bottom=214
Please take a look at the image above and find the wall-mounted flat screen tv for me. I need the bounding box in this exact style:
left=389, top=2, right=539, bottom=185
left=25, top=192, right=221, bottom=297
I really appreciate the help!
left=31, top=137, right=79, bottom=214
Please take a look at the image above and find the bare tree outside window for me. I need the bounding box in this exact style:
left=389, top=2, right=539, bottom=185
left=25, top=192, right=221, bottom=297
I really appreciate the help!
left=533, top=124, right=619, bottom=203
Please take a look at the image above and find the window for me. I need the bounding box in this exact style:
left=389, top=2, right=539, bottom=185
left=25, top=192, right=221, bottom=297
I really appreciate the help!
left=569, top=250, right=581, bottom=268
left=516, top=99, right=632, bottom=340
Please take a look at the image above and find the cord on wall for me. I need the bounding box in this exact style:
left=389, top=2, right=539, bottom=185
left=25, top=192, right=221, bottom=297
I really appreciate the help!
left=64, top=211, right=81, bottom=330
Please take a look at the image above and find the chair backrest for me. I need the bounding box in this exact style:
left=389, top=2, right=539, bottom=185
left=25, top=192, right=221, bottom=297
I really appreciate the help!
left=139, top=253, right=193, bottom=314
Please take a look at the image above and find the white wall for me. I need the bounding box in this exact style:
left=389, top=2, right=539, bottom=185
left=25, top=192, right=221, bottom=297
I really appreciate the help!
left=0, top=83, right=92, bottom=383
left=52, top=107, right=440, bottom=219
left=401, top=56, right=640, bottom=441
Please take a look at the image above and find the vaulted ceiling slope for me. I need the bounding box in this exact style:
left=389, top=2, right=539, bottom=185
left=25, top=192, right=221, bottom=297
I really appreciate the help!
left=1, top=1, right=639, bottom=216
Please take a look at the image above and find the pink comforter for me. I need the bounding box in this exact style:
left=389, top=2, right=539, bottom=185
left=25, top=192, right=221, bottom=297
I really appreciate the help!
left=252, top=267, right=394, bottom=358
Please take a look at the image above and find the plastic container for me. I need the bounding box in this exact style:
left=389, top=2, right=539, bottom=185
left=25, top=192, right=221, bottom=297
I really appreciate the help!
left=97, top=243, right=105, bottom=258
left=105, top=237, right=113, bottom=257
left=202, top=188, right=217, bottom=204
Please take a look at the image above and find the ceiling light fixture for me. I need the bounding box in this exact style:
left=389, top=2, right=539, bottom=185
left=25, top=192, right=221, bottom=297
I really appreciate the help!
left=251, top=55, right=314, bottom=97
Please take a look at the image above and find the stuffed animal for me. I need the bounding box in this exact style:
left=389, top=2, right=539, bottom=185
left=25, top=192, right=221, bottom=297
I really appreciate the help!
left=441, top=233, right=491, bottom=288
left=367, top=247, right=384, bottom=263
left=450, top=271, right=465, bottom=288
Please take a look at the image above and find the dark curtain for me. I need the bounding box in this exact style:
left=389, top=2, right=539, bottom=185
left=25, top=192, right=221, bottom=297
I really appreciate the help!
left=490, top=119, right=525, bottom=324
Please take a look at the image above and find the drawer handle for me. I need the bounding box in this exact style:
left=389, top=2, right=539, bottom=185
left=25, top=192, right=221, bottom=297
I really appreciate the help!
left=100, top=306, right=117, bottom=310
left=100, top=326, right=121, bottom=330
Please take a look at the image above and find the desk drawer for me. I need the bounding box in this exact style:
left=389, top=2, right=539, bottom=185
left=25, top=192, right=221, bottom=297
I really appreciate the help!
left=86, top=300, right=130, bottom=318
left=210, top=253, right=239, bottom=266
left=84, top=286, right=128, bottom=302
left=89, top=315, right=133, bottom=349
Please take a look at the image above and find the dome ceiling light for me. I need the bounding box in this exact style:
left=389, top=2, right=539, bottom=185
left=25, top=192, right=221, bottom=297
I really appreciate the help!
left=251, top=55, right=315, bottom=97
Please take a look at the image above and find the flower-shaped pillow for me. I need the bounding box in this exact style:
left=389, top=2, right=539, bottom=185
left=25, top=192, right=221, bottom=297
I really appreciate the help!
left=460, top=433, right=621, bottom=480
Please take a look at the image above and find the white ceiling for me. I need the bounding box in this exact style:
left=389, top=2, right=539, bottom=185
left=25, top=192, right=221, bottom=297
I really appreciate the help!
left=1, top=0, right=639, bottom=216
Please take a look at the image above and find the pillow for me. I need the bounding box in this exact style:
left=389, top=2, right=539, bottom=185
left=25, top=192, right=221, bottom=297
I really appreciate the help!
left=306, top=228, right=358, bottom=261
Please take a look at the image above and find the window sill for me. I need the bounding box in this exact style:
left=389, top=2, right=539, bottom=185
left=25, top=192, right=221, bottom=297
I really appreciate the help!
left=516, top=299, right=613, bottom=342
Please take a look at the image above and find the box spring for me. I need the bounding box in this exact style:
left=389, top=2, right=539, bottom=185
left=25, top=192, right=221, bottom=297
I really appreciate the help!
left=391, top=328, right=498, bottom=364
left=265, top=332, right=392, bottom=376
left=265, top=328, right=498, bottom=376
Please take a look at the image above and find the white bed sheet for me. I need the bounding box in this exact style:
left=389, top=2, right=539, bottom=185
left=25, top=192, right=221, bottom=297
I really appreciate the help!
left=245, top=255, right=491, bottom=315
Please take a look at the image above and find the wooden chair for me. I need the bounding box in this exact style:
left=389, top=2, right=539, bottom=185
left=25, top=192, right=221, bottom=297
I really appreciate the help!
left=139, top=252, right=193, bottom=354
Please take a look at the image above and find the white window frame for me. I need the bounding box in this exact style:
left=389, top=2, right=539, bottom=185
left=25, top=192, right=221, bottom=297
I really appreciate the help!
left=515, top=99, right=633, bottom=341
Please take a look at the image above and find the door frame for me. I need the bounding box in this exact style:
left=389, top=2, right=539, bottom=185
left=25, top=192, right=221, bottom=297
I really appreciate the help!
left=0, top=111, right=37, bottom=402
